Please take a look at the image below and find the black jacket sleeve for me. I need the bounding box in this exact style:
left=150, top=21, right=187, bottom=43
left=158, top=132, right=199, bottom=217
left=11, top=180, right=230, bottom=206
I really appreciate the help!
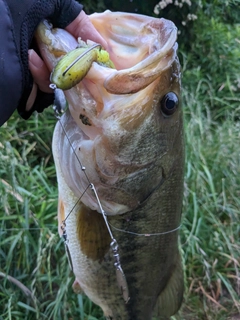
left=0, top=0, right=83, bottom=126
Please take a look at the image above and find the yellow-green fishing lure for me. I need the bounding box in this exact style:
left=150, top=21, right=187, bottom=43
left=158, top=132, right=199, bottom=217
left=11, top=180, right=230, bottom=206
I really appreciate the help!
left=51, top=44, right=115, bottom=90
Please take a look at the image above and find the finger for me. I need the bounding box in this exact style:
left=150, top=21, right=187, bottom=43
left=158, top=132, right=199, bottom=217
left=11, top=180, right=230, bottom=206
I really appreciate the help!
left=25, top=82, right=38, bottom=111
left=28, top=49, right=52, bottom=93
left=66, top=11, right=108, bottom=49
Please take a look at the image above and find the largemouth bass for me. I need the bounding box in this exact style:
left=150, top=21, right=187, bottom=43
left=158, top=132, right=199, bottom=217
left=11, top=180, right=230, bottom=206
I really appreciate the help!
left=36, top=10, right=184, bottom=320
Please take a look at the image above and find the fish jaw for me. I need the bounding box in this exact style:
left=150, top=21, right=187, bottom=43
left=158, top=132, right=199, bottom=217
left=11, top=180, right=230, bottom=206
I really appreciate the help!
left=89, top=10, right=177, bottom=70
left=90, top=11, right=178, bottom=95
left=35, top=12, right=180, bottom=216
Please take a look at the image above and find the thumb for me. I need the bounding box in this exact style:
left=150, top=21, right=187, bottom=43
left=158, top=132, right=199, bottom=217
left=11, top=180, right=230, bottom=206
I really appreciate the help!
left=66, top=11, right=108, bottom=49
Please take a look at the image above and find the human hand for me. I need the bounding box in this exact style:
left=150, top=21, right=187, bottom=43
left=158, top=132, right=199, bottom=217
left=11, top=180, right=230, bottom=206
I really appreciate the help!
left=1, top=0, right=107, bottom=126
left=27, top=10, right=108, bottom=110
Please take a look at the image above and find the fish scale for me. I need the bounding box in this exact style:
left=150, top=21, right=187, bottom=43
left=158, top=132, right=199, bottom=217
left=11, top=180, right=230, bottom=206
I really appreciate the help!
left=36, top=10, right=184, bottom=319
left=107, top=177, right=183, bottom=319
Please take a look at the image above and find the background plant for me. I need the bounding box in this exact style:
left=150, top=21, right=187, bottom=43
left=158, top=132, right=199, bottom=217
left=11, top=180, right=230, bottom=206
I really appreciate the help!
left=0, top=1, right=239, bottom=319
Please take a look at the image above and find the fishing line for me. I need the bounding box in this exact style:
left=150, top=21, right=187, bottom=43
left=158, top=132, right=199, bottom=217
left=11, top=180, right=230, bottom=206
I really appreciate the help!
left=51, top=84, right=181, bottom=302
left=52, top=97, right=91, bottom=186
left=51, top=88, right=129, bottom=303
left=0, top=227, right=57, bottom=232
left=53, top=94, right=180, bottom=239
left=2, top=79, right=180, bottom=302
left=109, top=223, right=181, bottom=237
left=59, top=173, right=91, bottom=224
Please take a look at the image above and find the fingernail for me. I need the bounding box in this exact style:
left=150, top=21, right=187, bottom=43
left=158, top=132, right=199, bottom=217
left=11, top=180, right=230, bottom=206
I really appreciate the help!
left=28, top=49, right=44, bottom=68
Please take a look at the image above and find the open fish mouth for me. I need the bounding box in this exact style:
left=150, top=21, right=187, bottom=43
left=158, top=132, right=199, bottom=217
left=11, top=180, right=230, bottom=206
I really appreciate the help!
left=89, top=11, right=178, bottom=94
left=35, top=11, right=180, bottom=215
left=36, top=11, right=178, bottom=99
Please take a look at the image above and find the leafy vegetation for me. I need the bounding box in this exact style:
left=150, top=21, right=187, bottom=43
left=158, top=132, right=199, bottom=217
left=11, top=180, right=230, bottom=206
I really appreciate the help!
left=0, top=1, right=239, bottom=319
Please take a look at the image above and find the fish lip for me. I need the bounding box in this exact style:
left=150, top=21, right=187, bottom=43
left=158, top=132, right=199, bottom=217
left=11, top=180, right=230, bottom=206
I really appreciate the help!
left=36, top=17, right=178, bottom=96
left=35, top=20, right=79, bottom=65
left=102, top=19, right=178, bottom=94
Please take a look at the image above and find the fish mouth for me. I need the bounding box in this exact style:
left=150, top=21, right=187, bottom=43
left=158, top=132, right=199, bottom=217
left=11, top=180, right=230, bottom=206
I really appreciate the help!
left=36, top=12, right=180, bottom=215
left=60, top=12, right=178, bottom=139
left=35, top=13, right=178, bottom=137
left=89, top=11, right=178, bottom=94
left=36, top=12, right=177, bottom=95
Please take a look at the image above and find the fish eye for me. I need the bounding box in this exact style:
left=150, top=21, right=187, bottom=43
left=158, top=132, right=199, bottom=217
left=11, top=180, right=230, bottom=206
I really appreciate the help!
left=160, top=92, right=179, bottom=116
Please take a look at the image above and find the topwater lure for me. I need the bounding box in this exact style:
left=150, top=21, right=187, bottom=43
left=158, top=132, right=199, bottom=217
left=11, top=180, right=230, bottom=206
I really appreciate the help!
left=51, top=43, right=115, bottom=90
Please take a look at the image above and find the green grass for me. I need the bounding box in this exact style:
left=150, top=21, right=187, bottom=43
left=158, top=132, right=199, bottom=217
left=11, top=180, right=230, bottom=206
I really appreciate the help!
left=1, top=9, right=240, bottom=320
left=1, top=85, right=239, bottom=320
left=178, top=87, right=240, bottom=319
left=0, top=111, right=105, bottom=320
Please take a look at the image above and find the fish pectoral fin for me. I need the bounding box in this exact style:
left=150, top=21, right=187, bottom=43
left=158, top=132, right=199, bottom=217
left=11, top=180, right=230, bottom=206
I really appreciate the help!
left=154, top=253, right=184, bottom=317
left=72, top=279, right=83, bottom=294
left=76, top=204, right=111, bottom=261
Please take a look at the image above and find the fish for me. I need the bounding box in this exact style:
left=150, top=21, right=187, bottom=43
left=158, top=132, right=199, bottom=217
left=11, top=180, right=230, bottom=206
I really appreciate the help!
left=35, top=10, right=185, bottom=320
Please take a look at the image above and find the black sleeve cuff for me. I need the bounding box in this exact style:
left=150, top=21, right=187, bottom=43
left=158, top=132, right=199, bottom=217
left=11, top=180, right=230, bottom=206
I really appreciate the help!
left=5, top=0, right=83, bottom=122
left=18, top=89, right=55, bottom=120
left=50, top=0, right=83, bottom=28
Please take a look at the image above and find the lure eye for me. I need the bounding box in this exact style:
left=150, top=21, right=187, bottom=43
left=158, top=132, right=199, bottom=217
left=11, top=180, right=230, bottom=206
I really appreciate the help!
left=160, top=92, right=179, bottom=116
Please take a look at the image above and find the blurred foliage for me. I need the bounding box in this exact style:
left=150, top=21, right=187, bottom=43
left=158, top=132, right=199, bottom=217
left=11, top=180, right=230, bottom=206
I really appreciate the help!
left=181, top=16, right=240, bottom=119
left=82, top=0, right=240, bottom=25
left=81, top=0, right=158, bottom=15
left=80, top=0, right=106, bottom=14
left=80, top=0, right=240, bottom=119
left=153, top=1, right=240, bottom=45
left=151, top=0, right=240, bottom=119
left=1, top=1, right=240, bottom=319
left=103, top=0, right=157, bottom=15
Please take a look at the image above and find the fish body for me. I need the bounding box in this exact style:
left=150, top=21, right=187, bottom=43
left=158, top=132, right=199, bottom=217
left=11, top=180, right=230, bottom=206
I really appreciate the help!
left=36, top=11, right=184, bottom=319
